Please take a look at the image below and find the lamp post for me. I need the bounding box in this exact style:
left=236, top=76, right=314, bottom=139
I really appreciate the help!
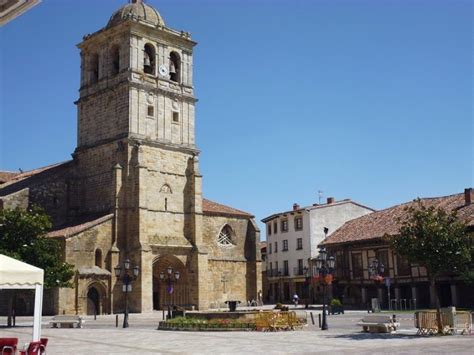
left=114, top=259, right=140, bottom=328
left=277, top=271, right=283, bottom=303
left=159, top=266, right=180, bottom=320
left=368, top=258, right=385, bottom=310
left=304, top=267, right=311, bottom=309
left=315, top=247, right=335, bottom=330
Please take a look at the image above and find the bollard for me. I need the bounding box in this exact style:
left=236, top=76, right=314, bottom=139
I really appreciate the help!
left=310, top=312, right=315, bottom=325
left=94, top=309, right=97, bottom=321
left=163, top=309, right=165, bottom=320
left=318, top=313, right=321, bottom=328
left=116, top=314, right=118, bottom=327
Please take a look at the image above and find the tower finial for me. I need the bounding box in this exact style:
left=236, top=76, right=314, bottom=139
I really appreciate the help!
left=131, top=0, right=143, bottom=4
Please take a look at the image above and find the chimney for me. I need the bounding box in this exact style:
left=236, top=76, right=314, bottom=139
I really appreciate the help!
left=327, top=197, right=335, bottom=204
left=293, top=203, right=300, bottom=211
left=465, top=188, right=473, bottom=206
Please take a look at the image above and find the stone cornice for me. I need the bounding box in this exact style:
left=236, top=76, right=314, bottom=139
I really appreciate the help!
left=129, top=136, right=200, bottom=155
left=78, top=17, right=196, bottom=50
left=76, top=75, right=197, bottom=105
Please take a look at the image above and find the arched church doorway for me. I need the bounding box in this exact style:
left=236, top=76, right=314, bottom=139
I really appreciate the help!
left=153, top=255, right=188, bottom=310
left=86, top=283, right=107, bottom=315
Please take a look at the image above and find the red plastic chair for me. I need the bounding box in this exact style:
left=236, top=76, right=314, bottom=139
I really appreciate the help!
left=0, top=337, right=18, bottom=354
left=19, top=341, right=42, bottom=355
left=40, top=338, right=48, bottom=354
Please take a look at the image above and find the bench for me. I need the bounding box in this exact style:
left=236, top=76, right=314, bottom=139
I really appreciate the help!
left=357, top=315, right=399, bottom=333
left=50, top=315, right=84, bottom=328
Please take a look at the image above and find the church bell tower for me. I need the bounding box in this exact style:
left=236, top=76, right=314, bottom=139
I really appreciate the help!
left=73, top=0, right=206, bottom=312
left=76, top=0, right=197, bottom=151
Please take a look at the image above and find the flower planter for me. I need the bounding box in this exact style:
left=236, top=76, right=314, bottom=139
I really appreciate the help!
left=329, top=305, right=344, bottom=315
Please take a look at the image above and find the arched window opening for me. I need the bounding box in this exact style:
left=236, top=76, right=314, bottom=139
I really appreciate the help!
left=165, top=198, right=168, bottom=211
left=95, top=249, right=103, bottom=268
left=144, top=44, right=155, bottom=75
left=90, top=53, right=99, bottom=83
left=111, top=45, right=120, bottom=75
left=169, top=51, right=180, bottom=82
left=217, top=225, right=234, bottom=248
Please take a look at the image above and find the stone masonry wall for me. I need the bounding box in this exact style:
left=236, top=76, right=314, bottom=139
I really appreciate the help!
left=58, top=218, right=114, bottom=315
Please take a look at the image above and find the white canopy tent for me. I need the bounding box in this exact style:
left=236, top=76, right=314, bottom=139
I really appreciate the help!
left=0, top=254, right=44, bottom=341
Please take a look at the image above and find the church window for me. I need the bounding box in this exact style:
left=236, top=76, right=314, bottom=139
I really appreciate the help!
left=165, top=198, right=168, bottom=211
left=147, top=105, right=154, bottom=117
left=95, top=249, right=103, bottom=268
left=172, top=112, right=179, bottom=123
left=90, top=53, right=99, bottom=83
left=169, top=51, right=180, bottom=82
left=144, top=43, right=156, bottom=75
left=217, top=224, right=234, bottom=248
left=111, top=45, right=120, bottom=75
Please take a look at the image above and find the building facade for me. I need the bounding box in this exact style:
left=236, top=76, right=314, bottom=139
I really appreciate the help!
left=262, top=198, right=373, bottom=303
left=0, top=0, right=261, bottom=315
left=321, top=189, right=474, bottom=309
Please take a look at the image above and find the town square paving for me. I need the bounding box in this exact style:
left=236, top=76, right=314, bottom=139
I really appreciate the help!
left=1, top=308, right=473, bottom=354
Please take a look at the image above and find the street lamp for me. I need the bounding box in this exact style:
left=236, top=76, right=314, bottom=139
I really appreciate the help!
left=277, top=271, right=283, bottom=303
left=114, top=258, right=140, bottom=328
left=304, top=267, right=311, bottom=309
left=315, top=247, right=335, bottom=330
left=159, top=266, right=180, bottom=319
left=368, top=259, right=385, bottom=279
left=368, top=258, right=385, bottom=309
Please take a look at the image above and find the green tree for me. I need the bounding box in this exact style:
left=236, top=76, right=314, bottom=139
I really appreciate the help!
left=0, top=206, right=75, bottom=325
left=0, top=205, right=74, bottom=288
left=387, top=199, right=471, bottom=333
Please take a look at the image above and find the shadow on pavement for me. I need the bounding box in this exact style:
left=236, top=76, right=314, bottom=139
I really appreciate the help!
left=330, top=332, right=415, bottom=340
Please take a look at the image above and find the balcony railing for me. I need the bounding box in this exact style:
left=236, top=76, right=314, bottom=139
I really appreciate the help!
left=268, top=268, right=289, bottom=277
left=293, top=267, right=305, bottom=276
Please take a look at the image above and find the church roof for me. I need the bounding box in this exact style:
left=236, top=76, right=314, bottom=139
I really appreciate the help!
left=0, top=171, right=18, bottom=184
left=321, top=190, right=474, bottom=247
left=202, top=198, right=253, bottom=218
left=107, top=0, right=165, bottom=29
left=48, top=214, right=114, bottom=239
left=0, top=161, right=72, bottom=191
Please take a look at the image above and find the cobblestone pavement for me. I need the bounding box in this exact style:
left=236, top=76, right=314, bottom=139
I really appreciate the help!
left=1, top=307, right=473, bottom=354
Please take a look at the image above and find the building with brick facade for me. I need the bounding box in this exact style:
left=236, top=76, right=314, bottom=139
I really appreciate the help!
left=0, top=0, right=261, bottom=315
left=320, top=189, right=474, bottom=309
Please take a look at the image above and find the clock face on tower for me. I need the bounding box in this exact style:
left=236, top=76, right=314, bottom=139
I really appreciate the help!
left=159, top=65, right=168, bottom=77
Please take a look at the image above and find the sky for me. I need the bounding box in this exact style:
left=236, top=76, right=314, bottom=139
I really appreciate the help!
left=0, top=0, right=472, bottom=237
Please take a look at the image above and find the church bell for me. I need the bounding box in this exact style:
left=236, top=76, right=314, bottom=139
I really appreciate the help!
left=144, top=54, right=151, bottom=67
left=169, top=61, right=176, bottom=74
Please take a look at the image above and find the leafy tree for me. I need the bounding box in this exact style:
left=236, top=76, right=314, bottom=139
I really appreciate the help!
left=0, top=205, right=74, bottom=288
left=0, top=206, right=75, bottom=325
left=387, top=199, right=471, bottom=333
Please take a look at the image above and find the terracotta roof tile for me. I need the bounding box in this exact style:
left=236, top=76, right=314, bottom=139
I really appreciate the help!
left=48, top=214, right=114, bottom=239
left=0, top=161, right=71, bottom=188
left=322, top=191, right=474, bottom=246
left=0, top=171, right=19, bottom=184
left=202, top=198, right=253, bottom=218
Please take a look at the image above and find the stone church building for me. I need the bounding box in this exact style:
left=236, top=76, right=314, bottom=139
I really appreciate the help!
left=0, top=0, right=261, bottom=315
